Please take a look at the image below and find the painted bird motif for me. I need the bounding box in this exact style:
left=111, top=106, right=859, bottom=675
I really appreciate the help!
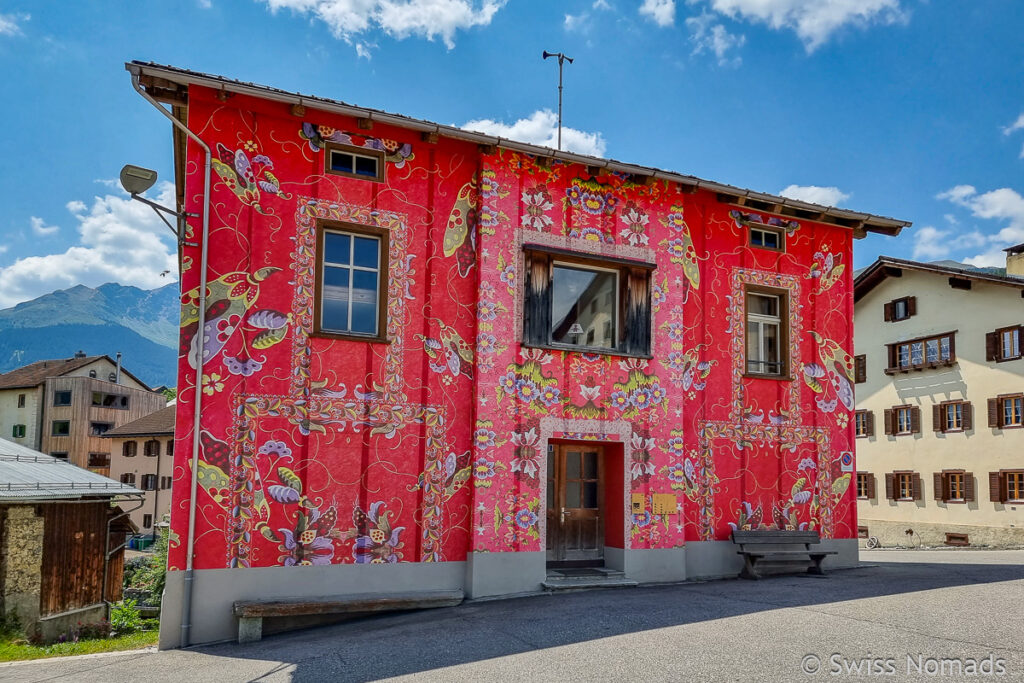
left=180, top=267, right=281, bottom=369
left=808, top=250, right=845, bottom=292
left=443, top=180, right=479, bottom=278
left=212, top=143, right=291, bottom=214
left=409, top=450, right=471, bottom=502
left=809, top=331, right=855, bottom=410
left=415, top=321, right=474, bottom=380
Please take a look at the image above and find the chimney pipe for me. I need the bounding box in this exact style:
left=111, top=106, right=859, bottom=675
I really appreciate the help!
left=115, top=352, right=122, bottom=385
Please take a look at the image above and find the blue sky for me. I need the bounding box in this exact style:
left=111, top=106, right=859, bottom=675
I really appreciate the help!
left=0, top=0, right=1022, bottom=307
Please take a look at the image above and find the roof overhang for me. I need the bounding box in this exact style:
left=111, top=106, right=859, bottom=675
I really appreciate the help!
left=854, top=256, right=1024, bottom=302
left=126, top=61, right=912, bottom=239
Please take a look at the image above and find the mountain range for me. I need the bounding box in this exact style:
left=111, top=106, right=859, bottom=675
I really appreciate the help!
left=0, top=282, right=179, bottom=388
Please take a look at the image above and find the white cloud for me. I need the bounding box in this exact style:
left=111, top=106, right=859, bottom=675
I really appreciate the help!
left=939, top=184, right=1024, bottom=266
left=261, top=0, right=505, bottom=50
left=592, top=0, right=611, bottom=9
left=686, top=12, right=745, bottom=66
left=639, top=0, right=675, bottom=27
left=779, top=184, right=850, bottom=207
left=355, top=42, right=374, bottom=59
left=0, top=184, right=179, bottom=308
left=0, top=245, right=8, bottom=255
left=911, top=226, right=987, bottom=261
left=699, top=0, right=905, bottom=52
left=564, top=12, right=588, bottom=31
left=1003, top=113, right=1024, bottom=136
left=462, top=109, right=607, bottom=157
left=29, top=217, right=60, bottom=236
left=0, top=12, right=28, bottom=36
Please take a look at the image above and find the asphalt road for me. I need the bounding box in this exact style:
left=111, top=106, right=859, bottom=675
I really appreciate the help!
left=5, top=549, right=1024, bottom=682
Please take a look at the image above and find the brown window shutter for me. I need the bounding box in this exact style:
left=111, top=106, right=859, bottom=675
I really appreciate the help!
left=867, top=473, right=877, bottom=500
left=884, top=473, right=895, bottom=500
left=623, top=267, right=652, bottom=356
left=910, top=406, right=921, bottom=434
left=989, top=472, right=1005, bottom=503
left=986, top=331, right=999, bottom=362
left=907, top=296, right=917, bottom=316
left=883, top=409, right=894, bottom=435
left=523, top=252, right=551, bottom=346
left=883, top=301, right=894, bottom=322
left=933, top=472, right=945, bottom=501
left=988, top=398, right=1000, bottom=428
left=912, top=473, right=923, bottom=501
left=962, top=402, right=973, bottom=431
left=964, top=472, right=975, bottom=502
left=932, top=404, right=944, bottom=432
left=865, top=411, right=875, bottom=437
left=854, top=355, right=867, bottom=384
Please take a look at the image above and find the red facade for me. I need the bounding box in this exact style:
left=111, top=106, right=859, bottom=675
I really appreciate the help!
left=168, top=83, right=861, bottom=574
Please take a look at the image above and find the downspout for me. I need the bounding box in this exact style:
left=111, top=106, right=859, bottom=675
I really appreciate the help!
left=130, top=68, right=211, bottom=649
left=102, top=495, right=146, bottom=612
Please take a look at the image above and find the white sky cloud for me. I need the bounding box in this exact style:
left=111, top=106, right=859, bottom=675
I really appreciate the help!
left=261, top=0, right=505, bottom=49
left=698, top=0, right=905, bottom=52
left=1003, top=113, right=1024, bottom=136
left=911, top=225, right=987, bottom=261
left=639, top=0, right=675, bottom=27
left=462, top=109, right=607, bottom=157
left=938, top=184, right=1024, bottom=267
left=779, top=184, right=850, bottom=207
left=29, top=217, right=60, bottom=236
left=686, top=12, right=745, bottom=66
left=0, top=12, right=29, bottom=36
left=0, top=183, right=178, bottom=308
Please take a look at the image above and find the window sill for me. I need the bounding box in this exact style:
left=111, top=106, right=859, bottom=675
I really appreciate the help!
left=895, top=497, right=916, bottom=502
left=522, top=342, right=652, bottom=360
left=995, top=356, right=1023, bottom=363
left=884, top=360, right=956, bottom=375
left=742, top=372, right=794, bottom=382
left=1000, top=424, right=1024, bottom=430
left=942, top=499, right=967, bottom=504
left=310, top=331, right=391, bottom=345
left=855, top=434, right=868, bottom=439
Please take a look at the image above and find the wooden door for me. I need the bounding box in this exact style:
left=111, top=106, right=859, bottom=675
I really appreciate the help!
left=546, top=444, right=604, bottom=565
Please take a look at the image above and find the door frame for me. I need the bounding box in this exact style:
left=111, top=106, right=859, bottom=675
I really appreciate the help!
left=546, top=441, right=606, bottom=568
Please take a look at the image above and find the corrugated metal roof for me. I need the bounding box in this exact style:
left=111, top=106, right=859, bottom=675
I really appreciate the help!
left=0, top=438, right=141, bottom=502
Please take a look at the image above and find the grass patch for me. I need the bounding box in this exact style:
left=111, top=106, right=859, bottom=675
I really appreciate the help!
left=0, top=630, right=157, bottom=662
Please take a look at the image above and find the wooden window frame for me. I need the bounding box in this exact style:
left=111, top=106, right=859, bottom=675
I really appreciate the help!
left=884, top=296, right=916, bottom=322
left=87, top=452, right=110, bottom=468
left=143, top=514, right=153, bottom=529
left=1005, top=470, right=1024, bottom=503
left=17, top=393, right=25, bottom=408
left=120, top=473, right=136, bottom=485
left=748, top=223, right=786, bottom=253
left=854, top=410, right=874, bottom=438
left=994, top=393, right=1024, bottom=429
left=934, top=400, right=971, bottom=434
left=166, top=439, right=174, bottom=457
left=885, top=331, right=956, bottom=374
left=895, top=406, right=914, bottom=435
left=935, top=469, right=972, bottom=504
left=89, top=421, right=113, bottom=436
left=312, top=220, right=390, bottom=344
left=856, top=471, right=876, bottom=500
left=990, top=325, right=1023, bottom=363
left=893, top=471, right=919, bottom=501
left=51, top=420, right=70, bottom=437
left=53, top=390, right=72, bottom=407
left=11, top=424, right=25, bottom=438
left=123, top=441, right=138, bottom=458
left=854, top=354, right=867, bottom=384
left=743, top=285, right=791, bottom=380
left=144, top=439, right=161, bottom=458
left=522, top=246, right=654, bottom=359
left=141, top=474, right=157, bottom=491
left=323, top=142, right=385, bottom=183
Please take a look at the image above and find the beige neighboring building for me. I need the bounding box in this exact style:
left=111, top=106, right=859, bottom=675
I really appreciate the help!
left=854, top=252, right=1024, bottom=547
left=105, top=405, right=176, bottom=536
left=0, top=353, right=166, bottom=475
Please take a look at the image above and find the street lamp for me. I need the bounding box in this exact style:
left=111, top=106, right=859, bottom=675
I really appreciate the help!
left=119, top=164, right=196, bottom=246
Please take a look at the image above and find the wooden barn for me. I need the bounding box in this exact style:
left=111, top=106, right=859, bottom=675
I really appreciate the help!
left=0, top=438, right=140, bottom=641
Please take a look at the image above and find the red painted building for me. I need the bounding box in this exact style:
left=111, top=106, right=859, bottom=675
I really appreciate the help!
left=127, top=62, right=909, bottom=648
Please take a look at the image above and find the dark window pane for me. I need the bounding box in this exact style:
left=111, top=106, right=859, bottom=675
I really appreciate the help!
left=763, top=231, right=779, bottom=248
left=550, top=265, right=617, bottom=348
left=584, top=452, right=598, bottom=479
left=322, top=266, right=350, bottom=331
left=584, top=481, right=598, bottom=508
left=355, top=155, right=378, bottom=177
left=324, top=232, right=351, bottom=265
left=322, top=298, right=349, bottom=332
left=350, top=269, right=378, bottom=334
left=566, top=452, right=581, bottom=479
left=565, top=481, right=581, bottom=508
left=751, top=230, right=763, bottom=246
left=747, top=293, right=778, bottom=317
left=330, top=151, right=354, bottom=173
left=353, top=236, right=379, bottom=269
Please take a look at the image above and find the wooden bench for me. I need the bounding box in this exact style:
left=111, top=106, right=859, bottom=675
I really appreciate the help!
left=232, top=589, right=464, bottom=643
left=731, top=530, right=837, bottom=580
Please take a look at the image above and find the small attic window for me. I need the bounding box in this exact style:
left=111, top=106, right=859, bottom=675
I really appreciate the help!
left=325, top=143, right=384, bottom=182
left=749, top=224, right=785, bottom=252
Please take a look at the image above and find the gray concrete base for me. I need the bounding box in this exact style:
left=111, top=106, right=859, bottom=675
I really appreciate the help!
left=684, top=538, right=859, bottom=580
left=37, top=603, right=107, bottom=643
left=464, top=551, right=545, bottom=599
left=237, top=616, right=262, bottom=644
left=604, top=546, right=686, bottom=583
left=159, top=561, right=465, bottom=650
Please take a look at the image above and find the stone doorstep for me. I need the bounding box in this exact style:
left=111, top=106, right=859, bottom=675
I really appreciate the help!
left=542, top=568, right=638, bottom=592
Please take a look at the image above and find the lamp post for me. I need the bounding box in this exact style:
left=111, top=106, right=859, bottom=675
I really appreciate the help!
left=542, top=51, right=573, bottom=151
left=119, top=164, right=197, bottom=246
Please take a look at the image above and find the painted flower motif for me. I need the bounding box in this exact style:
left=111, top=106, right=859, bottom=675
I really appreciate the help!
left=569, top=226, right=610, bottom=243
left=665, top=238, right=688, bottom=260
left=353, top=502, right=405, bottom=564
left=473, top=457, right=497, bottom=480
left=201, top=373, right=224, bottom=396
left=684, top=459, right=696, bottom=482
left=579, top=384, right=602, bottom=402
left=797, top=458, right=817, bottom=472
left=479, top=206, right=501, bottom=228
left=279, top=528, right=334, bottom=566
left=665, top=463, right=687, bottom=484
left=631, top=388, right=654, bottom=410
left=224, top=354, right=264, bottom=377
left=480, top=174, right=502, bottom=198
left=630, top=433, right=656, bottom=481
left=515, top=378, right=539, bottom=402
left=792, top=490, right=813, bottom=505
left=835, top=412, right=849, bottom=428
left=475, top=428, right=498, bottom=449
left=664, top=210, right=688, bottom=232
left=521, top=185, right=555, bottom=231
left=477, top=333, right=498, bottom=355
left=258, top=440, right=293, bottom=459
left=477, top=300, right=499, bottom=321
left=499, top=263, right=516, bottom=288
left=609, top=390, right=631, bottom=410
left=498, top=372, right=518, bottom=394
left=651, top=282, right=666, bottom=308
left=619, top=202, right=650, bottom=246
left=215, top=314, right=242, bottom=344
left=243, top=140, right=258, bottom=153
left=511, top=427, right=541, bottom=481
left=479, top=281, right=496, bottom=299
left=649, top=383, right=666, bottom=405
left=665, top=436, right=686, bottom=457
left=665, top=322, right=685, bottom=341
left=580, top=191, right=607, bottom=215
left=633, top=511, right=652, bottom=527
left=478, top=356, right=495, bottom=374
left=539, top=385, right=562, bottom=406
left=666, top=352, right=687, bottom=371
left=515, top=508, right=539, bottom=529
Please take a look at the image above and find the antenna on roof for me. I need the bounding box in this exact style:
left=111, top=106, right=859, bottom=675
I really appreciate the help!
left=542, top=51, right=573, bottom=151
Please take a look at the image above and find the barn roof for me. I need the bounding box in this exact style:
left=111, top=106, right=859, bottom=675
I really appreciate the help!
left=0, top=439, right=141, bottom=502
left=126, top=61, right=912, bottom=238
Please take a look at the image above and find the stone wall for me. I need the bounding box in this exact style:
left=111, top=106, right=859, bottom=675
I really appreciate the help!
left=0, top=505, right=44, bottom=631
left=859, top=518, right=1024, bottom=548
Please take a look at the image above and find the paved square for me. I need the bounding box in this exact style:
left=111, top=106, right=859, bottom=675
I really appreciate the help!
left=4, top=550, right=1023, bottom=682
